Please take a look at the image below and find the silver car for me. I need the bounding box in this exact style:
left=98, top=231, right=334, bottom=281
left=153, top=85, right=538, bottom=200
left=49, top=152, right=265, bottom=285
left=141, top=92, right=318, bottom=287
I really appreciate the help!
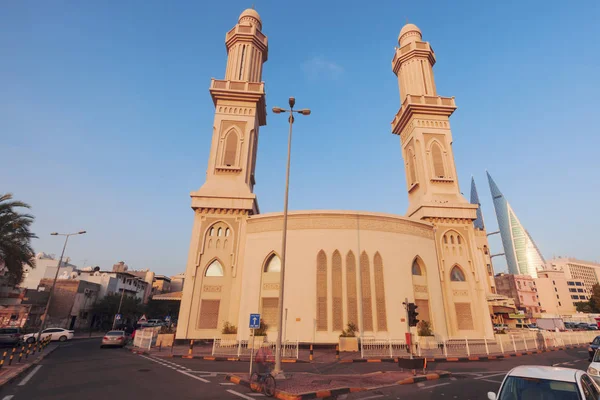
left=100, top=330, right=129, bottom=348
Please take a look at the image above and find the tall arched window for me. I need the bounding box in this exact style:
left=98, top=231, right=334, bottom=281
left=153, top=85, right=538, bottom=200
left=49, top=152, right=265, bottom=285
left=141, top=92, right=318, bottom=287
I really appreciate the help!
left=205, top=260, right=224, bottom=277
left=316, top=250, right=328, bottom=331
left=360, top=251, right=373, bottom=331
left=373, top=252, right=387, bottom=331
left=264, top=253, right=281, bottom=272
left=346, top=251, right=358, bottom=327
left=450, top=265, right=466, bottom=282
left=431, top=142, right=446, bottom=178
left=412, top=260, right=422, bottom=276
left=223, top=131, right=238, bottom=166
left=407, top=147, right=417, bottom=185
left=331, top=250, right=343, bottom=331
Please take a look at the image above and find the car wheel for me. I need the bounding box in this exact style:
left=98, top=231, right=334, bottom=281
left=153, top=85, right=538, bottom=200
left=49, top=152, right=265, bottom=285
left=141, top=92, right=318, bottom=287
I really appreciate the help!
left=26, top=337, right=36, bottom=344
left=59, top=335, right=67, bottom=342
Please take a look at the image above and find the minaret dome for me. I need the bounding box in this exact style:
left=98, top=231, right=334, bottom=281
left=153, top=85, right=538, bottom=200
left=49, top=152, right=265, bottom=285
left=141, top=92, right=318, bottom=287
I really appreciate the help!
left=398, top=23, right=422, bottom=46
left=239, top=8, right=262, bottom=30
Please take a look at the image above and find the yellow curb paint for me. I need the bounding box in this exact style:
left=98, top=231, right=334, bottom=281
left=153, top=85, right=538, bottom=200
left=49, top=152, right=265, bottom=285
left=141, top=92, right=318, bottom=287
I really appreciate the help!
left=468, top=356, right=479, bottom=361
left=316, top=390, right=331, bottom=398
left=227, top=358, right=238, bottom=361
left=350, top=387, right=365, bottom=392
left=446, top=357, right=459, bottom=361
left=488, top=356, right=497, bottom=360
left=398, top=378, right=415, bottom=385
left=367, top=359, right=381, bottom=363
left=425, top=374, right=439, bottom=380
left=340, top=360, right=353, bottom=363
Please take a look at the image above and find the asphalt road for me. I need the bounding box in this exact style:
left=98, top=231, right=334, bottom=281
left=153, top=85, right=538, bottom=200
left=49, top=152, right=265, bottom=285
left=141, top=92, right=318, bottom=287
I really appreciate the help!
left=0, top=339, right=591, bottom=400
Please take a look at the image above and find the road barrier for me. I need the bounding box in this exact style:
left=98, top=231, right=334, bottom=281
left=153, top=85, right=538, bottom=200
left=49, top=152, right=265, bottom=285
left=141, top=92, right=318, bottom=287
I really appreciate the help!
left=0, top=350, right=6, bottom=369
left=211, top=338, right=299, bottom=359
left=133, top=329, right=155, bottom=350
left=360, top=330, right=599, bottom=359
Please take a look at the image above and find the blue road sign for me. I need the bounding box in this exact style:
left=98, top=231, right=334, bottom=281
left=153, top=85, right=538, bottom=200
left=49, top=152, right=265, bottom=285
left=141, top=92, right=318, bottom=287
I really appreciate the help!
left=115, top=313, right=122, bottom=321
left=249, top=313, right=260, bottom=329
left=165, top=315, right=171, bottom=322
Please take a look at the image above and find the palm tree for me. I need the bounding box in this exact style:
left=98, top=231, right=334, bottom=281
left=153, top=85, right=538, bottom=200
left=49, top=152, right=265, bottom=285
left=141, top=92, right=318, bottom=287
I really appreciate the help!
left=0, top=193, right=37, bottom=285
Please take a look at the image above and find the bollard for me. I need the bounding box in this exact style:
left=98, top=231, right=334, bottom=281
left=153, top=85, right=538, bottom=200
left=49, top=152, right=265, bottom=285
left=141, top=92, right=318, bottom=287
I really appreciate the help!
left=188, top=339, right=194, bottom=356
left=336, top=344, right=339, bottom=360
left=18, top=346, right=25, bottom=363
left=0, top=350, right=7, bottom=369
left=309, top=344, right=314, bottom=362
left=8, top=347, right=16, bottom=366
left=26, top=343, right=31, bottom=359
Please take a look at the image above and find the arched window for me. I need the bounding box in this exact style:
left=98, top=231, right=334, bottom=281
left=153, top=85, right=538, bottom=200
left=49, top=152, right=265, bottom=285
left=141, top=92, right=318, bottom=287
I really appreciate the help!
left=407, top=147, right=417, bottom=185
left=209, top=227, right=215, bottom=236
left=346, top=251, right=358, bottom=327
left=217, top=228, right=223, bottom=237
left=223, top=131, right=238, bottom=166
left=457, top=235, right=462, bottom=245
left=205, top=260, right=224, bottom=277
left=443, top=235, right=448, bottom=244
left=431, top=142, right=446, bottom=178
left=450, top=266, right=466, bottom=282
left=331, top=250, right=343, bottom=331
left=264, top=254, right=281, bottom=273
left=374, top=252, right=387, bottom=331
left=450, top=235, right=455, bottom=245
left=316, top=250, right=328, bottom=331
left=225, top=228, right=230, bottom=237
left=412, top=260, right=422, bottom=276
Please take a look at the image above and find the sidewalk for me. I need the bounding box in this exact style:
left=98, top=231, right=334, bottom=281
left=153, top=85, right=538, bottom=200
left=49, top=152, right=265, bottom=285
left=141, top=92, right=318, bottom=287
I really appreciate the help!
left=225, top=370, right=450, bottom=400
left=0, top=343, right=59, bottom=387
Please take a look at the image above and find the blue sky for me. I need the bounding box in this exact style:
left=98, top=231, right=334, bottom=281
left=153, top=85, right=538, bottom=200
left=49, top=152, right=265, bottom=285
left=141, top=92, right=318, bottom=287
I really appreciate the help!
left=2, top=0, right=599, bottom=275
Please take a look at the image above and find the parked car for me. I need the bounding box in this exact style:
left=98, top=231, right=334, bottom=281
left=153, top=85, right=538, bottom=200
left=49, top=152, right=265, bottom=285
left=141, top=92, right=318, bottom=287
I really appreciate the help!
left=515, top=323, right=539, bottom=331
left=589, top=336, right=600, bottom=361
left=101, top=330, right=129, bottom=348
left=587, top=350, right=600, bottom=385
left=488, top=365, right=600, bottom=400
left=587, top=324, right=599, bottom=331
left=493, top=324, right=508, bottom=332
left=147, top=319, right=165, bottom=327
left=23, top=328, right=74, bottom=343
left=0, top=328, right=24, bottom=346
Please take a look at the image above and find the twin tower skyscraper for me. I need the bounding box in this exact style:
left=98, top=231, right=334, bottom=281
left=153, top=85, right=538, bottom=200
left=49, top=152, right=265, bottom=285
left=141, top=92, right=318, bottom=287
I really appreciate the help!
left=470, top=173, right=546, bottom=278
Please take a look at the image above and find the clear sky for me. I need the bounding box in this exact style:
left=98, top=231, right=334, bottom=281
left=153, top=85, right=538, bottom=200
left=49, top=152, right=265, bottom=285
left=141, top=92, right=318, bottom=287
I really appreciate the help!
left=2, top=0, right=599, bottom=275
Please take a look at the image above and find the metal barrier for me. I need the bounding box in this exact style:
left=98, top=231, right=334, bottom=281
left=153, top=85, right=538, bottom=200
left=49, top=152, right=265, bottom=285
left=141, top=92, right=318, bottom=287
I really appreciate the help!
left=211, top=339, right=299, bottom=359
left=359, top=331, right=598, bottom=359
left=133, top=329, right=155, bottom=350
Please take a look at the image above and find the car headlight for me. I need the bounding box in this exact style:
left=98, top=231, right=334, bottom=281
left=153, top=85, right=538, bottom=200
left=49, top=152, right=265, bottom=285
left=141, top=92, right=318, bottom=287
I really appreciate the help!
left=589, top=347, right=594, bottom=352
left=589, top=367, right=599, bottom=375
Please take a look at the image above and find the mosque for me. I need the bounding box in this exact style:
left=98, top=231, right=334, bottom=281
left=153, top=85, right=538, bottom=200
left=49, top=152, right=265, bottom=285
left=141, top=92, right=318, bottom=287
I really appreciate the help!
left=176, top=9, right=496, bottom=342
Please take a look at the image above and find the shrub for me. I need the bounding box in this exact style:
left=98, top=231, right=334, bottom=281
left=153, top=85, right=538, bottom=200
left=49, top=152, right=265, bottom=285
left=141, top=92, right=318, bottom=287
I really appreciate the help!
left=417, top=320, right=433, bottom=336
left=340, top=323, right=358, bottom=338
left=222, top=321, right=238, bottom=334
left=254, top=321, right=268, bottom=336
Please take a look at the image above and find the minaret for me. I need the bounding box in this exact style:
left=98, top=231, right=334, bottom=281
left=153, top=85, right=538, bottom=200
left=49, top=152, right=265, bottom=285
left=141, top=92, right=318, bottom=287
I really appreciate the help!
left=177, top=9, right=268, bottom=340
left=193, top=8, right=268, bottom=214
left=392, top=24, right=494, bottom=338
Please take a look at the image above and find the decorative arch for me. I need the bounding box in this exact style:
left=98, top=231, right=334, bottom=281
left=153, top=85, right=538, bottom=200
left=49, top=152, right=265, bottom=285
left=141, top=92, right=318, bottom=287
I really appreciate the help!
left=223, top=129, right=239, bottom=167
left=450, top=265, right=466, bottom=282
left=412, top=257, right=425, bottom=276
left=345, top=251, right=358, bottom=327
left=406, top=146, right=417, bottom=186
left=360, top=251, right=373, bottom=331
left=332, top=250, right=343, bottom=331
left=373, top=252, right=387, bottom=331
left=205, top=259, right=224, bottom=277
left=204, top=221, right=234, bottom=243
left=430, top=140, right=446, bottom=178
left=263, top=252, right=281, bottom=273
left=316, top=250, right=328, bottom=331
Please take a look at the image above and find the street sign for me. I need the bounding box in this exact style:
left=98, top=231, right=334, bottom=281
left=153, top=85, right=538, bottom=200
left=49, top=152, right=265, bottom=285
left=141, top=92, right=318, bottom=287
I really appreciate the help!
left=139, top=314, right=147, bottom=322
left=249, top=313, right=260, bottom=329
left=115, top=314, right=122, bottom=321
left=165, top=315, right=171, bottom=322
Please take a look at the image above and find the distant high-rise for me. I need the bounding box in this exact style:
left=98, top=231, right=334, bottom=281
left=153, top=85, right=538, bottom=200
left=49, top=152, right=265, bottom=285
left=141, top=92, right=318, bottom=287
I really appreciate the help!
left=487, top=172, right=545, bottom=278
left=470, top=177, right=485, bottom=230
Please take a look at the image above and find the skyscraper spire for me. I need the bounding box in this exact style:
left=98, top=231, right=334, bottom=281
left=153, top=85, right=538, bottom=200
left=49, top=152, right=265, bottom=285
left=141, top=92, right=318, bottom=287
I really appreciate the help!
left=470, top=176, right=485, bottom=230
left=487, top=171, right=546, bottom=277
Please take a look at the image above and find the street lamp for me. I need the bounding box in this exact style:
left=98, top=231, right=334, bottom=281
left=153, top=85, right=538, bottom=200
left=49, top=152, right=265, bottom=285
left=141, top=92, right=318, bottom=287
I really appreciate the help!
left=271, top=97, right=310, bottom=375
left=37, top=230, right=86, bottom=343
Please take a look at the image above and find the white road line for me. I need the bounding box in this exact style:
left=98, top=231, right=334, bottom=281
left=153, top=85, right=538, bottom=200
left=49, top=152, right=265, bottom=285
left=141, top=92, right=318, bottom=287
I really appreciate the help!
left=474, top=372, right=508, bottom=380
left=220, top=382, right=237, bottom=386
left=18, top=364, right=43, bottom=386
left=177, top=370, right=210, bottom=383
left=449, top=377, right=457, bottom=381
left=417, top=382, right=425, bottom=387
left=2, top=395, right=14, bottom=400
left=420, top=382, right=451, bottom=390
left=227, top=390, right=256, bottom=400
left=248, top=394, right=265, bottom=397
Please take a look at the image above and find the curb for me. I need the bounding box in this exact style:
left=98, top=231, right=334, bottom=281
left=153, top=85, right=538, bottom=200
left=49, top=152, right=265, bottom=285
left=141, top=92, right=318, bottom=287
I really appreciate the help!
left=0, top=345, right=59, bottom=387
left=127, top=348, right=307, bottom=363
left=224, top=371, right=451, bottom=399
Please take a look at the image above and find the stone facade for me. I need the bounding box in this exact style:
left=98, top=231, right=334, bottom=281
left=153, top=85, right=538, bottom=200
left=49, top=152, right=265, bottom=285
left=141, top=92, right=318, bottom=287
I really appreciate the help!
left=176, top=10, right=495, bottom=342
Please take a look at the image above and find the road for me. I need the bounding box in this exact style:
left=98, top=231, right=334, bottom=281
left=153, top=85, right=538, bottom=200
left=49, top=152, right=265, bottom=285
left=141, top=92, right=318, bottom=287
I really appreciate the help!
left=0, top=339, right=591, bottom=400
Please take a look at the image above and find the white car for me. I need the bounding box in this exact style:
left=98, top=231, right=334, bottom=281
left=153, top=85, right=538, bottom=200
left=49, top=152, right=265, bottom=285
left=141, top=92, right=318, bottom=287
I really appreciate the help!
left=24, top=328, right=74, bottom=343
left=488, top=365, right=600, bottom=400
left=587, top=350, right=600, bottom=385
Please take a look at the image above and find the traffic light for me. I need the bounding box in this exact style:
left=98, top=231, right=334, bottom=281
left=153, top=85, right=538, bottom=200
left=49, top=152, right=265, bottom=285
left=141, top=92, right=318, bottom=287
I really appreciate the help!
left=408, top=303, right=419, bottom=327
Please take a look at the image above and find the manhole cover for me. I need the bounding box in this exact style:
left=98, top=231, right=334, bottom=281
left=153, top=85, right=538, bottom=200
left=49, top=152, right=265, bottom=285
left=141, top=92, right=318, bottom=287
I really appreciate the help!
left=311, top=380, right=331, bottom=384
left=138, top=369, right=151, bottom=372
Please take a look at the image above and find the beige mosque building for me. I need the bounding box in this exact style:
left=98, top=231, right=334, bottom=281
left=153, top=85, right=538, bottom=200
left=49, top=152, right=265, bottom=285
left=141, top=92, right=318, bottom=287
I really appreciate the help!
left=176, top=9, right=496, bottom=343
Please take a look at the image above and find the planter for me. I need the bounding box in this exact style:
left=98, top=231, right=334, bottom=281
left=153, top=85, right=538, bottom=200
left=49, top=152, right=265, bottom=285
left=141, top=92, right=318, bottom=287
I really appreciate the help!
left=155, top=333, right=175, bottom=348
left=417, top=336, right=437, bottom=350
left=221, top=333, right=238, bottom=342
left=248, top=335, right=266, bottom=349
left=339, top=337, right=359, bottom=352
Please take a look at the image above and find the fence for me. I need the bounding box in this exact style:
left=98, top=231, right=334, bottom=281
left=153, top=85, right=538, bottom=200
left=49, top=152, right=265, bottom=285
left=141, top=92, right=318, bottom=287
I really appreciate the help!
left=212, top=338, right=299, bottom=359
left=360, top=330, right=598, bottom=359
left=133, top=329, right=156, bottom=350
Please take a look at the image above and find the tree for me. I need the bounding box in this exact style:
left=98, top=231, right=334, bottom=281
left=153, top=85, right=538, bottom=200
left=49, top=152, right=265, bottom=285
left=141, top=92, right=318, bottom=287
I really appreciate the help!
left=91, top=293, right=145, bottom=330
left=575, top=301, right=593, bottom=313
left=573, top=284, right=600, bottom=313
left=0, top=193, right=37, bottom=285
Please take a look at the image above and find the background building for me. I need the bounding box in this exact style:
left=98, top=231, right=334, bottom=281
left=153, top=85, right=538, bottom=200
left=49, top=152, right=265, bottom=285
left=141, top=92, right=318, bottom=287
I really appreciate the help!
left=38, top=279, right=100, bottom=330
left=546, top=258, right=600, bottom=296
left=487, top=172, right=546, bottom=278
left=534, top=270, right=586, bottom=315
left=21, top=253, right=78, bottom=290
left=495, top=273, right=541, bottom=316
left=152, top=275, right=171, bottom=295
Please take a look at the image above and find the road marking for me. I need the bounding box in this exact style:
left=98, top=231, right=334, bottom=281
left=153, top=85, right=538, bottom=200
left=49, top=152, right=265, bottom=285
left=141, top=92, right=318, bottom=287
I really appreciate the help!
left=220, top=382, right=236, bottom=386
left=450, top=377, right=457, bottom=381
left=480, top=379, right=504, bottom=384
left=2, top=396, right=14, bottom=400
left=358, top=395, right=384, bottom=400
left=227, top=390, right=256, bottom=400
left=248, top=394, right=265, bottom=397
left=18, top=365, right=43, bottom=386
left=474, top=372, right=508, bottom=380
left=420, top=382, right=450, bottom=390
left=177, top=370, right=210, bottom=383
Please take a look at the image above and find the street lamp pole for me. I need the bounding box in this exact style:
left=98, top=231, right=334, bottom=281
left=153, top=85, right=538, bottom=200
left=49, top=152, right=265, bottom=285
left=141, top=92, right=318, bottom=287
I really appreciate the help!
left=112, top=286, right=126, bottom=329
left=37, top=231, right=86, bottom=343
left=271, top=98, right=311, bottom=375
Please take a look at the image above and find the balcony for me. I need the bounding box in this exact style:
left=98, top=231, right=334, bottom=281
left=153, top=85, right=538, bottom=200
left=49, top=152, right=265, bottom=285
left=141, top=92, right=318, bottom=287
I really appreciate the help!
left=210, top=79, right=264, bottom=93
left=391, top=94, right=457, bottom=136
left=225, top=25, right=268, bottom=49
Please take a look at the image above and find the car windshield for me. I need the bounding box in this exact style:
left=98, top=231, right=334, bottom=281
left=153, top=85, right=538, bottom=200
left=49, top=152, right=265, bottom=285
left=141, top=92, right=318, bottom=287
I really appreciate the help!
left=498, top=376, right=579, bottom=400
left=106, top=331, right=124, bottom=336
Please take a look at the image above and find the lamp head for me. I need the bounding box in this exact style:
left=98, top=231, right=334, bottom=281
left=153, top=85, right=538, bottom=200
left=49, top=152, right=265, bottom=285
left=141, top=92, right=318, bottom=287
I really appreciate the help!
left=288, top=97, right=295, bottom=108
left=50, top=232, right=58, bottom=236
left=298, top=109, right=311, bottom=116
left=272, top=107, right=285, bottom=114
left=78, top=231, right=87, bottom=235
